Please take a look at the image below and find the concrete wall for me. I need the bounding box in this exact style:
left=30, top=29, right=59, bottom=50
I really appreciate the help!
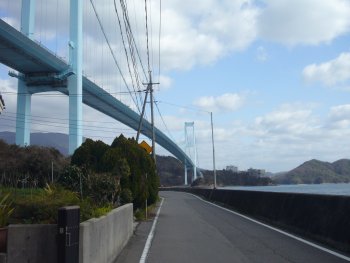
left=5, top=203, right=133, bottom=263
left=161, top=187, right=350, bottom=254
left=79, top=203, right=133, bottom=263
left=7, top=224, right=57, bottom=263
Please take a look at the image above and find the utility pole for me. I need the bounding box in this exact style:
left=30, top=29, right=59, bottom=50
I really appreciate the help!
left=149, top=72, right=156, bottom=164
left=211, top=112, right=217, bottom=189
left=137, top=71, right=159, bottom=163
left=136, top=89, right=149, bottom=143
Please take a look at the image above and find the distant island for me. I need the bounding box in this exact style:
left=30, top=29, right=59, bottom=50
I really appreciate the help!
left=273, top=159, right=350, bottom=184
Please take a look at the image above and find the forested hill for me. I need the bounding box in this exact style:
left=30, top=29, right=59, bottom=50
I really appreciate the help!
left=156, top=155, right=185, bottom=186
left=273, top=159, right=350, bottom=184
left=0, top=131, right=69, bottom=156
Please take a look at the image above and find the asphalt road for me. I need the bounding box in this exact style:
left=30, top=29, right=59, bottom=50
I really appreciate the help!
left=117, top=191, right=349, bottom=263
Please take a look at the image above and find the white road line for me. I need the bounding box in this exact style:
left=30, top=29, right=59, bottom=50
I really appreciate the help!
left=188, top=192, right=350, bottom=262
left=139, top=198, right=164, bottom=263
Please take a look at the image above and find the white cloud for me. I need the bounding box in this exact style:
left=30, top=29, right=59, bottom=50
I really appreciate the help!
left=193, top=93, right=245, bottom=112
left=303, top=52, right=350, bottom=87
left=256, top=46, right=268, bottom=62
left=254, top=103, right=318, bottom=137
left=328, top=104, right=350, bottom=121
left=160, top=0, right=259, bottom=70
left=258, top=0, right=350, bottom=46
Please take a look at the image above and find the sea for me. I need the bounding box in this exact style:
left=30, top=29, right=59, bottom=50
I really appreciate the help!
left=221, top=183, right=350, bottom=196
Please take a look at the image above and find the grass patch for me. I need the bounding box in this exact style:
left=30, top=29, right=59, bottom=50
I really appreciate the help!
left=134, top=200, right=160, bottom=221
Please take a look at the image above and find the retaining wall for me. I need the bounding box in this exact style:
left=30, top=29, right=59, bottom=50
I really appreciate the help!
left=79, top=203, right=133, bottom=263
left=7, top=224, right=57, bottom=263
left=161, top=187, right=350, bottom=254
left=4, top=203, right=133, bottom=263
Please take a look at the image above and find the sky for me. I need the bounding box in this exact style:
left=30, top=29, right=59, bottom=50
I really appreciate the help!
left=1, top=0, right=350, bottom=173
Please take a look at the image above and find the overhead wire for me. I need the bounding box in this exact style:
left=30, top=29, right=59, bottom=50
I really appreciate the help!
left=158, top=0, right=162, bottom=83
left=113, top=0, right=140, bottom=107
left=0, top=116, right=138, bottom=134
left=144, top=0, right=151, bottom=73
left=89, top=0, right=141, bottom=113
left=4, top=111, right=142, bottom=126
left=2, top=114, right=136, bottom=131
left=0, top=89, right=147, bottom=97
left=118, top=0, right=148, bottom=108
left=0, top=123, right=132, bottom=140
left=154, top=99, right=175, bottom=142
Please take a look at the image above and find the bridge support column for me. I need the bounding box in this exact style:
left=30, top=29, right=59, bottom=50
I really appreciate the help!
left=68, top=0, right=83, bottom=155
left=16, top=0, right=35, bottom=147
left=16, top=82, right=31, bottom=146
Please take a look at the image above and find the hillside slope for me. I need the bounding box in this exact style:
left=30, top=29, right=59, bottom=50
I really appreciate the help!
left=156, top=155, right=186, bottom=186
left=274, top=159, right=350, bottom=184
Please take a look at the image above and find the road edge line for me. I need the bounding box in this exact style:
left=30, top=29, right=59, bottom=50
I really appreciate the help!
left=188, top=192, right=350, bottom=262
left=139, top=198, right=164, bottom=263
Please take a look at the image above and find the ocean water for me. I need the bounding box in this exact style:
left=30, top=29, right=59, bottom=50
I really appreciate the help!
left=221, top=183, right=350, bottom=196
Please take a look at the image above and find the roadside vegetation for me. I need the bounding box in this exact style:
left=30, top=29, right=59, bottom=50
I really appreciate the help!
left=0, top=135, right=159, bottom=224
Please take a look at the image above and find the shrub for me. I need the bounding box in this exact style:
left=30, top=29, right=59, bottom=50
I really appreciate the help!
left=120, top=188, right=133, bottom=205
left=11, top=185, right=80, bottom=224
left=85, top=173, right=119, bottom=206
left=57, top=165, right=87, bottom=196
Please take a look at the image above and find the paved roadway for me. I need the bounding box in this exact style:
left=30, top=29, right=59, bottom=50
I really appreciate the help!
left=116, top=191, right=349, bottom=263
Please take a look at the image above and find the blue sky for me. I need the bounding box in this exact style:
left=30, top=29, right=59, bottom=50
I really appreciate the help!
left=1, top=0, right=350, bottom=172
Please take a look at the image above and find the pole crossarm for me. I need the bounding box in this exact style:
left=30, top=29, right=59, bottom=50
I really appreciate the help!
left=0, top=19, right=195, bottom=168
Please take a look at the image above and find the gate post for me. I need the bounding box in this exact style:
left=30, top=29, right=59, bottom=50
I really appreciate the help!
left=57, top=206, right=80, bottom=263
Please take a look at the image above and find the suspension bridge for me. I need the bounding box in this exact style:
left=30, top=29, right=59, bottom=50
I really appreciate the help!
left=0, top=0, right=198, bottom=183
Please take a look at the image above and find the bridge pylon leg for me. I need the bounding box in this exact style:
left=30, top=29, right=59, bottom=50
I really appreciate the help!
left=68, top=0, right=83, bottom=155
left=16, top=0, right=35, bottom=147
left=16, top=81, right=31, bottom=146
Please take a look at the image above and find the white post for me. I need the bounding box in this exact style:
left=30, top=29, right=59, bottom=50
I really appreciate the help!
left=211, top=112, right=217, bottom=188
left=193, top=124, right=197, bottom=181
left=184, top=160, right=188, bottom=185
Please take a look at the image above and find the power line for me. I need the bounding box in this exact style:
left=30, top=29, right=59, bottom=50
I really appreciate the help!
left=0, top=116, right=140, bottom=134
left=144, top=0, right=151, bottom=73
left=154, top=99, right=174, bottom=141
left=89, top=0, right=141, bottom=113
left=0, top=89, right=146, bottom=97
left=157, top=100, right=210, bottom=113
left=1, top=114, right=136, bottom=132
left=0, top=123, right=133, bottom=140
left=113, top=0, right=139, bottom=106
left=118, top=0, right=145, bottom=107
left=158, top=0, right=162, bottom=83
left=3, top=111, right=139, bottom=126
